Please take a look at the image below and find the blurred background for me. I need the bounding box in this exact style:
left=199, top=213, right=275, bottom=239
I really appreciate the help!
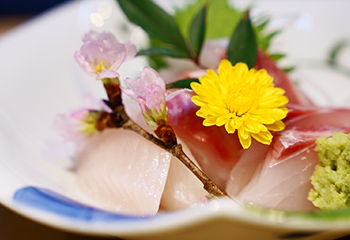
left=0, top=0, right=70, bottom=33
left=0, top=0, right=70, bottom=15
left=0, top=2, right=120, bottom=239
left=0, top=1, right=350, bottom=240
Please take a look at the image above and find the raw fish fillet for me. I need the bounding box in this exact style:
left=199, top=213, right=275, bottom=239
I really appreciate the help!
left=227, top=108, right=350, bottom=210
left=224, top=140, right=269, bottom=197
left=75, top=128, right=171, bottom=216
left=254, top=49, right=314, bottom=106
left=124, top=97, right=208, bottom=210
left=161, top=44, right=314, bottom=108
left=166, top=50, right=315, bottom=190
left=160, top=143, right=208, bottom=211
left=167, top=90, right=244, bottom=189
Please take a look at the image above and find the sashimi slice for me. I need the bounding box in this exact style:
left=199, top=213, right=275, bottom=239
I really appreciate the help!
left=225, top=140, right=269, bottom=197
left=233, top=129, right=325, bottom=211
left=167, top=90, right=244, bottom=189
left=160, top=144, right=208, bottom=211
left=165, top=49, right=316, bottom=190
left=254, top=49, right=314, bottom=106
left=124, top=97, right=209, bottom=211
left=227, top=108, right=350, bottom=211
left=285, top=108, right=350, bottom=128
left=75, top=128, right=171, bottom=216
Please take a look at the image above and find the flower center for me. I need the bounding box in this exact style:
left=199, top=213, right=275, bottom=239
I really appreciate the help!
left=80, top=111, right=101, bottom=136
left=191, top=60, right=288, bottom=149
left=225, top=82, right=258, bottom=117
left=93, top=60, right=106, bottom=74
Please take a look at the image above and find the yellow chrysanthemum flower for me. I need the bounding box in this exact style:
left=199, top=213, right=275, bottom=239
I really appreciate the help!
left=191, top=59, right=289, bottom=149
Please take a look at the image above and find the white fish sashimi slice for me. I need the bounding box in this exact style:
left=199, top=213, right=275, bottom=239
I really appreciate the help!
left=227, top=108, right=350, bottom=211
left=236, top=143, right=318, bottom=211
left=75, top=128, right=171, bottom=216
left=124, top=96, right=209, bottom=210
left=225, top=140, right=269, bottom=197
left=160, top=144, right=207, bottom=211
left=231, top=127, right=347, bottom=211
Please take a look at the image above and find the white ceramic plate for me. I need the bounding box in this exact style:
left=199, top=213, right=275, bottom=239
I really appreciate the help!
left=1, top=0, right=350, bottom=239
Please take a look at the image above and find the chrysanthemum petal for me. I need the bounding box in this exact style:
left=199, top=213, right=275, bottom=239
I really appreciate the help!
left=191, top=83, right=213, bottom=97
left=266, top=120, right=286, bottom=132
left=216, top=115, right=230, bottom=126
left=200, top=69, right=219, bottom=85
left=196, top=108, right=209, bottom=118
left=209, top=105, right=230, bottom=115
left=238, top=129, right=252, bottom=149
left=251, top=130, right=273, bottom=145
left=252, top=108, right=288, bottom=122
left=191, top=59, right=289, bottom=149
left=191, top=95, right=207, bottom=106
left=233, top=62, right=249, bottom=78
left=255, top=69, right=273, bottom=86
left=203, top=116, right=217, bottom=126
left=238, top=128, right=250, bottom=140
left=230, top=117, right=243, bottom=130
left=218, top=59, right=233, bottom=74
left=243, top=118, right=267, bottom=133
left=225, top=122, right=236, bottom=134
left=259, top=93, right=288, bottom=108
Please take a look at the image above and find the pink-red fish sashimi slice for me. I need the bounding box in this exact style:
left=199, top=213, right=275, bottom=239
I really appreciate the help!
left=166, top=49, right=315, bottom=191
left=167, top=90, right=244, bottom=190
left=227, top=108, right=350, bottom=210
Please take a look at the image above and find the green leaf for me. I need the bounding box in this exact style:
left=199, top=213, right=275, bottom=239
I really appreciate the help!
left=282, top=66, right=295, bottom=73
left=175, top=0, right=242, bottom=39
left=253, top=15, right=282, bottom=56
left=269, top=53, right=285, bottom=62
left=166, top=78, right=200, bottom=89
left=188, top=5, right=207, bottom=57
left=259, top=30, right=281, bottom=51
left=146, top=38, right=171, bottom=70
left=227, top=11, right=257, bottom=68
left=254, top=17, right=270, bottom=33
left=328, top=39, right=348, bottom=66
left=137, top=47, right=190, bottom=59
left=117, top=0, right=188, bottom=53
left=147, top=57, right=168, bottom=71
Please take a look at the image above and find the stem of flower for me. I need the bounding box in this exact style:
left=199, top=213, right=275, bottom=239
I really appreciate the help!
left=171, top=144, right=228, bottom=197
left=122, top=119, right=228, bottom=197
left=98, top=80, right=229, bottom=198
left=154, top=119, right=177, bottom=148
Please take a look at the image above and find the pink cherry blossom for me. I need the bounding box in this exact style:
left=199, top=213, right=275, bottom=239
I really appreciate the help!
left=122, top=67, right=168, bottom=129
left=74, top=31, right=137, bottom=80
left=52, top=94, right=111, bottom=152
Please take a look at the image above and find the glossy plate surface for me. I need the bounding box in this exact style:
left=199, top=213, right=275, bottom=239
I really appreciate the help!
left=1, top=0, right=350, bottom=239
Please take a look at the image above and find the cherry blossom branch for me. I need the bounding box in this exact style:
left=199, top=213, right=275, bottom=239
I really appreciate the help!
left=97, top=78, right=227, bottom=197
left=99, top=110, right=228, bottom=197
left=74, top=30, right=228, bottom=198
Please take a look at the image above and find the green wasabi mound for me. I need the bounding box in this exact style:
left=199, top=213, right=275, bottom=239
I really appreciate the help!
left=308, top=132, right=350, bottom=210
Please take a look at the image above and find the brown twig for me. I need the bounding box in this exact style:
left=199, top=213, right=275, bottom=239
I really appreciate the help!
left=154, top=119, right=177, bottom=148
left=170, top=144, right=227, bottom=197
left=123, top=119, right=227, bottom=197
left=97, top=78, right=228, bottom=198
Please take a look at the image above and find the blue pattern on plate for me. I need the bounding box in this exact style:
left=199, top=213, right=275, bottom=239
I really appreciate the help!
left=13, top=186, right=150, bottom=221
